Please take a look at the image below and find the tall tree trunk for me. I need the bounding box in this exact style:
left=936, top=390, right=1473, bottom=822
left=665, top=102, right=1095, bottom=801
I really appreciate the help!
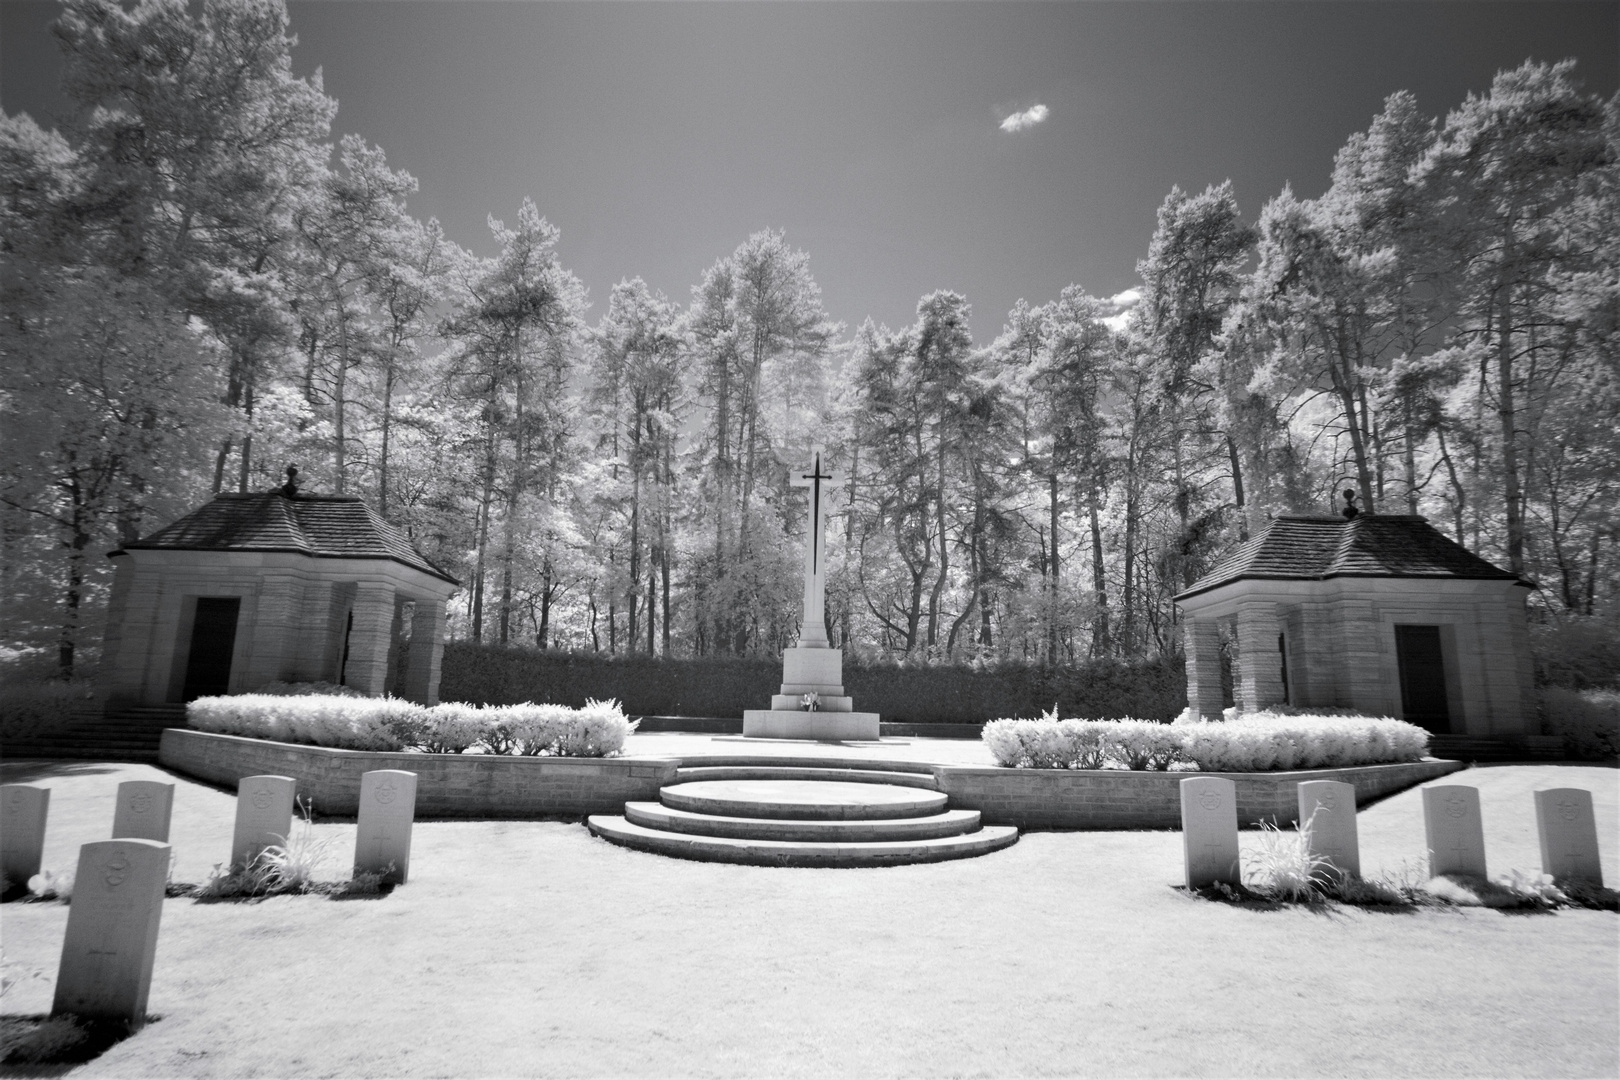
left=1496, top=277, right=1526, bottom=575
left=378, top=361, right=396, bottom=516
left=1088, top=473, right=1109, bottom=657
left=1048, top=471, right=1060, bottom=665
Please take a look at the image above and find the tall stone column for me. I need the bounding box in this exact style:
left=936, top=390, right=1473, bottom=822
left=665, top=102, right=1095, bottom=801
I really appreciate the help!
left=242, top=574, right=299, bottom=690
left=343, top=582, right=397, bottom=696
left=402, top=598, right=447, bottom=705
left=1235, top=600, right=1286, bottom=714
left=1184, top=616, right=1225, bottom=721
left=1337, top=599, right=1387, bottom=717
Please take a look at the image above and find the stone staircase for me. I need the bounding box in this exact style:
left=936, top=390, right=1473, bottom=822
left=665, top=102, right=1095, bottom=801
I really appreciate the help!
left=587, top=757, right=1019, bottom=867
left=1, top=705, right=185, bottom=763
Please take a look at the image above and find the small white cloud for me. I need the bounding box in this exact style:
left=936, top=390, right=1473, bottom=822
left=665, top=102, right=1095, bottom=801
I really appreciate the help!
left=1101, top=311, right=1132, bottom=332
left=1107, top=288, right=1141, bottom=309
left=999, top=104, right=1049, bottom=133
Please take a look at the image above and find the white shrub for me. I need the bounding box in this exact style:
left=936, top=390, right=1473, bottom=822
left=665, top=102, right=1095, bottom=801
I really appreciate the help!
left=188, top=694, right=424, bottom=751
left=420, top=702, right=487, bottom=754
left=985, top=711, right=1428, bottom=770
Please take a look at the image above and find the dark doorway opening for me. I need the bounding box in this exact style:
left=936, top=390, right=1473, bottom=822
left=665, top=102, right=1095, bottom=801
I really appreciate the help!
left=182, top=597, right=240, bottom=700
left=1395, top=624, right=1450, bottom=734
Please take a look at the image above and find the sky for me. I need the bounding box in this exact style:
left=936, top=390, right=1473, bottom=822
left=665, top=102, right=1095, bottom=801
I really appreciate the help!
left=3, top=1, right=1617, bottom=344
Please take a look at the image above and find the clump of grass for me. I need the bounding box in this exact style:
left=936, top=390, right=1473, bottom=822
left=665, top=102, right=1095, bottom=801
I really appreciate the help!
left=198, top=799, right=337, bottom=899
left=1241, top=813, right=1337, bottom=903
left=333, top=864, right=393, bottom=899
left=0, top=1014, right=135, bottom=1065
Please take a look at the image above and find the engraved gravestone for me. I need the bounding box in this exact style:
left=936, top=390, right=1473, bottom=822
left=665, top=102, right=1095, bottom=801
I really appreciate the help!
left=51, top=839, right=169, bottom=1029
left=354, top=770, right=418, bottom=885
left=1180, top=776, right=1240, bottom=889
left=231, top=775, right=296, bottom=868
left=1, top=785, right=50, bottom=895
left=1533, top=787, right=1604, bottom=887
left=111, top=781, right=175, bottom=843
left=1422, top=784, right=1486, bottom=878
left=1297, top=780, right=1360, bottom=880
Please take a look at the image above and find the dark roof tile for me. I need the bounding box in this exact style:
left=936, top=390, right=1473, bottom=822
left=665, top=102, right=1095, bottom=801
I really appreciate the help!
left=121, top=493, right=459, bottom=586
left=1176, top=515, right=1525, bottom=600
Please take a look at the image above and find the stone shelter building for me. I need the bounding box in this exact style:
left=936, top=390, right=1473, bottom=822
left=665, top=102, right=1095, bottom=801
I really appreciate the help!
left=100, top=484, right=459, bottom=708
left=1174, top=514, right=1535, bottom=735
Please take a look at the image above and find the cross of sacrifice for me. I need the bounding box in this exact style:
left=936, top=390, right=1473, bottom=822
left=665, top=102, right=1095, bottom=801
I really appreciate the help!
left=789, top=445, right=845, bottom=649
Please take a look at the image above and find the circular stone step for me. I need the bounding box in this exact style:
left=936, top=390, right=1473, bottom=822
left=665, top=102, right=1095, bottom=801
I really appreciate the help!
left=672, top=766, right=939, bottom=790
left=625, top=801, right=982, bottom=842
left=661, top=779, right=948, bottom=821
left=586, top=815, right=1019, bottom=867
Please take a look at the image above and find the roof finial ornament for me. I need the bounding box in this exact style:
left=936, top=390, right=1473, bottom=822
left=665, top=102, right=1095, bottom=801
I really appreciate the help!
left=281, top=465, right=300, bottom=499
left=1341, top=488, right=1360, bottom=520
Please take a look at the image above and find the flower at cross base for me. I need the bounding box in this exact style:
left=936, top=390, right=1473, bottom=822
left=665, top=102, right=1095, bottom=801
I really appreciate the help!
left=800, top=693, right=820, bottom=712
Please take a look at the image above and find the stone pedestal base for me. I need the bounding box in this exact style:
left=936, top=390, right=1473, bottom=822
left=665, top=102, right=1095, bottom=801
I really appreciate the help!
left=742, top=709, right=881, bottom=741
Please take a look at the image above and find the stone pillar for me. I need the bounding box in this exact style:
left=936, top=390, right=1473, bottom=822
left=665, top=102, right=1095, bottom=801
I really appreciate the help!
left=241, top=573, right=299, bottom=691
left=343, top=582, right=397, bottom=695
left=402, top=598, right=447, bottom=705
left=1184, top=617, right=1225, bottom=721
left=1477, top=597, right=1530, bottom=736
left=1298, top=600, right=1338, bottom=710
left=1338, top=599, right=1386, bottom=717
left=294, top=578, right=335, bottom=683
left=1235, top=600, right=1286, bottom=714
left=102, top=562, right=163, bottom=708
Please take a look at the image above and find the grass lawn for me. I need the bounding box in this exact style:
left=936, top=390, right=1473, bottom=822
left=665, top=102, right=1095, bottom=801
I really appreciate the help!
left=1, top=756, right=1615, bottom=1079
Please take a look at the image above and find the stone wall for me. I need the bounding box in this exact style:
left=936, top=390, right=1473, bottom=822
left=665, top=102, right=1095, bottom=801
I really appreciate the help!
left=159, top=729, right=678, bottom=818
left=162, top=728, right=1462, bottom=828
left=930, top=758, right=1465, bottom=829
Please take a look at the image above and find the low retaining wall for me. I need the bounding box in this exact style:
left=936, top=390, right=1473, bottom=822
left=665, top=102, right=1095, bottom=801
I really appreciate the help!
left=159, top=729, right=679, bottom=818
left=161, top=728, right=1465, bottom=828
left=931, top=758, right=1467, bottom=830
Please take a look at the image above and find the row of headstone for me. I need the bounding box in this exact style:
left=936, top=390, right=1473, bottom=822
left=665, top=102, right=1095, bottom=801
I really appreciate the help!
left=0, top=769, right=419, bottom=1032
left=3, top=782, right=177, bottom=895
left=1180, top=777, right=1606, bottom=891
left=232, top=772, right=417, bottom=884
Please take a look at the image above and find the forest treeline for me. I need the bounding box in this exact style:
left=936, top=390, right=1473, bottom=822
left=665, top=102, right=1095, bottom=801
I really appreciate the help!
left=3, top=0, right=1617, bottom=678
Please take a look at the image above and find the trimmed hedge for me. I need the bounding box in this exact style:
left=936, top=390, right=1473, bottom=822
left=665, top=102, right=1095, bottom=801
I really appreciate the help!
left=983, top=712, right=1430, bottom=772
left=187, top=695, right=636, bottom=757
left=438, top=642, right=1187, bottom=723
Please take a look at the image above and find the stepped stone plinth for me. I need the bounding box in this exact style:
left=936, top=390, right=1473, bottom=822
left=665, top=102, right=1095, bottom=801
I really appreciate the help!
left=743, top=645, right=880, bottom=740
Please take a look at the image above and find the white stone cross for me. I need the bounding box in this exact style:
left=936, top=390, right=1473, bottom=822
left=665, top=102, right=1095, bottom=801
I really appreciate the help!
left=789, top=445, right=844, bottom=649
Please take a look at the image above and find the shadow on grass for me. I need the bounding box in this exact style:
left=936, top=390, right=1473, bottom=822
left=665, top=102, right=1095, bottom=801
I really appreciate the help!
left=0, top=761, right=123, bottom=784
left=0, top=1013, right=155, bottom=1071
left=169, top=881, right=396, bottom=904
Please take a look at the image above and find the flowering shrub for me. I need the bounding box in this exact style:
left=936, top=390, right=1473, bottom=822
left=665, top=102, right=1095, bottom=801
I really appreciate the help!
left=252, top=680, right=365, bottom=697
left=984, top=711, right=1428, bottom=771
left=189, top=694, right=426, bottom=751
left=189, top=695, right=637, bottom=757
left=419, top=702, right=485, bottom=754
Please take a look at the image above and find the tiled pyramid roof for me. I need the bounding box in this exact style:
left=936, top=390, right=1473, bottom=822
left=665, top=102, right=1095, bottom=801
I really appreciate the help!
left=119, top=492, right=459, bottom=585
left=1175, top=514, right=1527, bottom=601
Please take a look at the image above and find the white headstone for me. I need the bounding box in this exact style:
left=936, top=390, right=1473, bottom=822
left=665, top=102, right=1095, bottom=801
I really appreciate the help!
left=354, top=770, right=417, bottom=885
left=1180, top=776, right=1240, bottom=890
left=1534, top=787, right=1604, bottom=887
left=1422, top=784, right=1486, bottom=878
left=111, top=781, right=175, bottom=843
left=1297, top=780, right=1360, bottom=880
left=1, top=784, right=50, bottom=895
left=231, top=775, right=296, bottom=869
left=51, top=839, right=169, bottom=1029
